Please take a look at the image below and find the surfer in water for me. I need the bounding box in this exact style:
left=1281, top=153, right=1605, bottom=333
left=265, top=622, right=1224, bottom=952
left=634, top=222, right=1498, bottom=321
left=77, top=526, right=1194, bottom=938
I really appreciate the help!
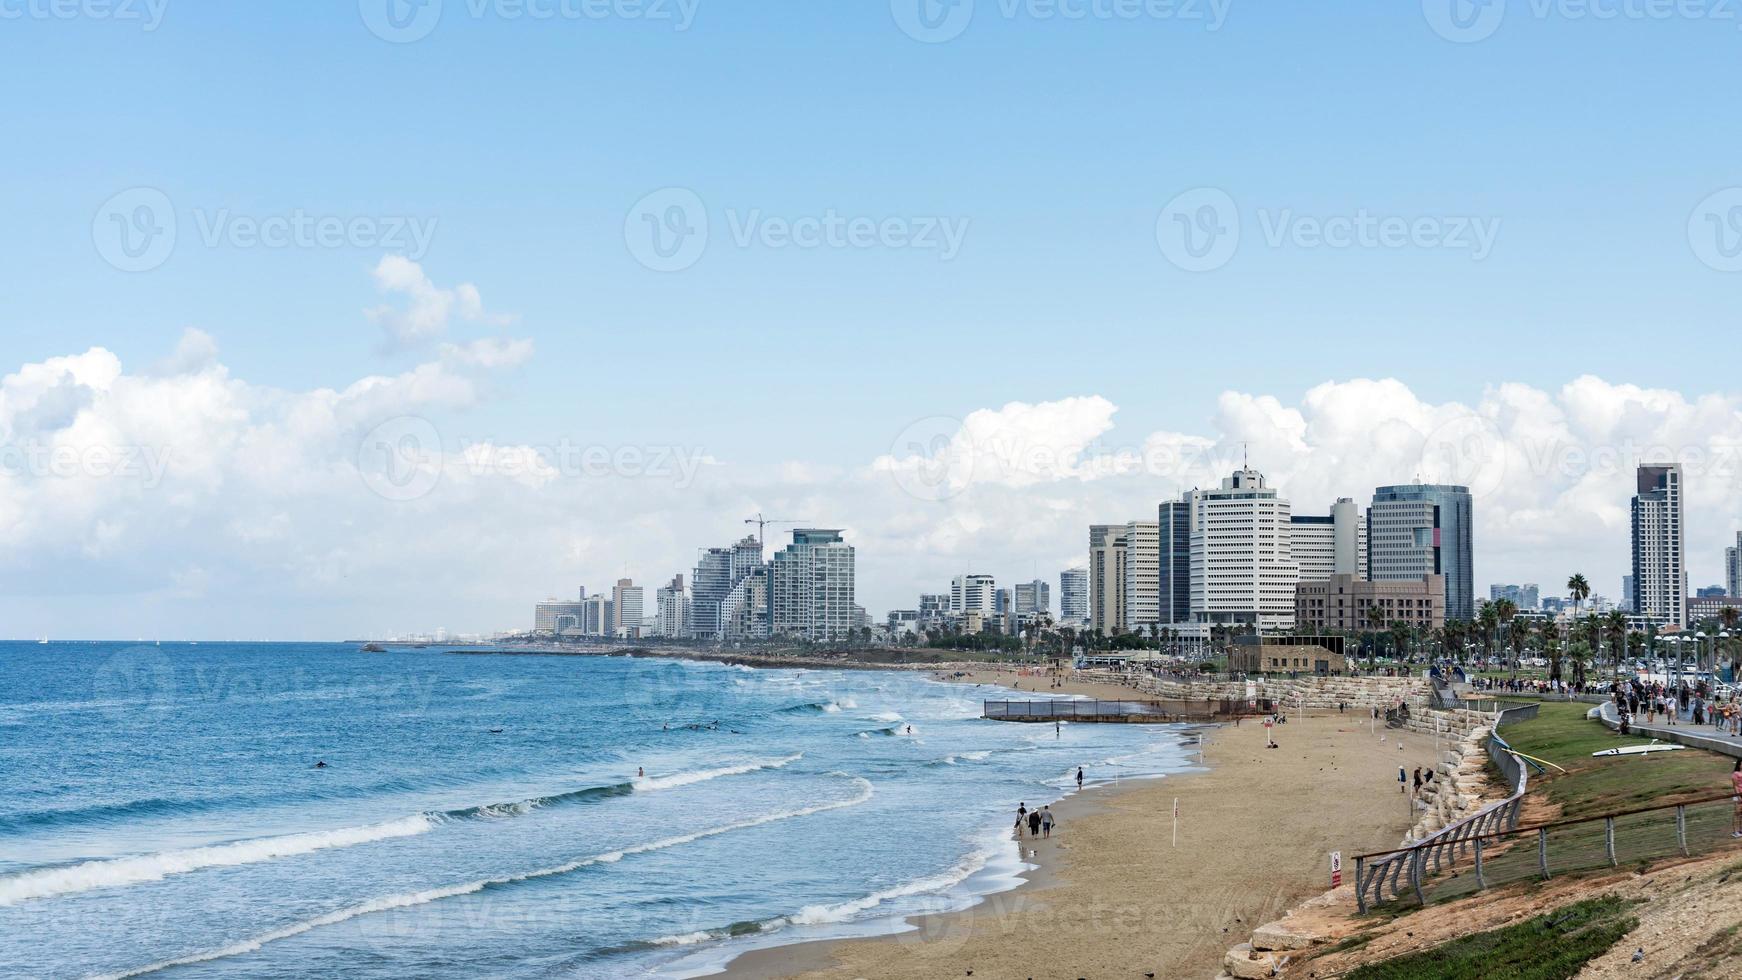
left=313, top=761, right=327, bottom=769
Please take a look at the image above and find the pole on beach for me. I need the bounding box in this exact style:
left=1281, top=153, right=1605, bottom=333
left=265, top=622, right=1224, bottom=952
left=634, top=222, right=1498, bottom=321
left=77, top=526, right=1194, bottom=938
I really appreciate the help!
left=1172, top=797, right=1178, bottom=848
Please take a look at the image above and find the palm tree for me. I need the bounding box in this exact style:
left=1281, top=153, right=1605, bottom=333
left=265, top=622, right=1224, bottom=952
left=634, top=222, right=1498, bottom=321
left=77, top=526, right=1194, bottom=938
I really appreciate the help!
left=1567, top=573, right=1591, bottom=621
left=1508, top=613, right=1529, bottom=665
left=1604, top=610, right=1627, bottom=675
left=1541, top=619, right=1563, bottom=683
left=1722, top=606, right=1741, bottom=681
left=1365, top=605, right=1385, bottom=662
left=1478, top=601, right=1499, bottom=662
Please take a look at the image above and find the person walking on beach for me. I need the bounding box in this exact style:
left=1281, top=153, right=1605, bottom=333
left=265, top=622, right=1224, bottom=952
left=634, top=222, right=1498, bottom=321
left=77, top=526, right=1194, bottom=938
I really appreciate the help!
left=1398, top=766, right=1407, bottom=793
left=1015, top=803, right=1028, bottom=838
left=1731, top=762, right=1742, bottom=839
left=1076, top=767, right=1084, bottom=790
left=1040, top=805, right=1054, bottom=838
left=1412, top=767, right=1422, bottom=794
left=1027, top=807, right=1042, bottom=837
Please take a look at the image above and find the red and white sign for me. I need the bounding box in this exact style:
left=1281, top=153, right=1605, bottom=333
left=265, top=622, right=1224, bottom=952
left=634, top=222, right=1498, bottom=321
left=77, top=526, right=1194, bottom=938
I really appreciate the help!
left=1330, top=851, right=1343, bottom=888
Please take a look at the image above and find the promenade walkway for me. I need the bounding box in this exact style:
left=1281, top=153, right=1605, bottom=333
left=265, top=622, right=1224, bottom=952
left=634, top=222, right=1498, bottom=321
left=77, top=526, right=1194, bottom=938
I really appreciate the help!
left=1592, top=700, right=1742, bottom=760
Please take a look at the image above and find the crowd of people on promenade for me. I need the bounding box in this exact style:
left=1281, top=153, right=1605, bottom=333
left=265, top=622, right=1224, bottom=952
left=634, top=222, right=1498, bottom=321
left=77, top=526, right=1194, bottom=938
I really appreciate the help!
left=1466, top=675, right=1606, bottom=696
left=1610, top=675, right=1742, bottom=737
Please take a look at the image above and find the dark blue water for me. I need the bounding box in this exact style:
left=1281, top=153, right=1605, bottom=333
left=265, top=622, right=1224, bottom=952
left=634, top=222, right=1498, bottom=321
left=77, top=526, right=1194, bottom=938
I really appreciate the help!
left=0, top=642, right=1196, bottom=978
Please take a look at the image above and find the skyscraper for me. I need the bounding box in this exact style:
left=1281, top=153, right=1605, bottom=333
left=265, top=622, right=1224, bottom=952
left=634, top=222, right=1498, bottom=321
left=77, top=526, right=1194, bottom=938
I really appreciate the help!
left=1368, top=483, right=1474, bottom=621
left=655, top=575, right=689, bottom=638
left=1156, top=500, right=1190, bottom=626
left=1727, top=532, right=1740, bottom=598
left=1121, top=520, right=1160, bottom=635
left=691, top=535, right=764, bottom=640
left=1013, top=579, right=1050, bottom=618
left=1290, top=498, right=1368, bottom=583
left=610, top=579, right=644, bottom=638
left=951, top=574, right=996, bottom=617
left=1631, top=464, right=1687, bottom=627
left=1088, top=524, right=1127, bottom=636
left=1185, top=467, right=1297, bottom=631
left=1059, top=568, right=1088, bottom=624
left=768, top=529, right=856, bottom=641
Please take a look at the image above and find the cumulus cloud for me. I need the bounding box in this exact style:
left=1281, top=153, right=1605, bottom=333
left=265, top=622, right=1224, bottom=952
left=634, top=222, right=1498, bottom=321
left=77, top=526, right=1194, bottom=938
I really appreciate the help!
left=364, top=256, right=514, bottom=348
left=3, top=325, right=1740, bottom=638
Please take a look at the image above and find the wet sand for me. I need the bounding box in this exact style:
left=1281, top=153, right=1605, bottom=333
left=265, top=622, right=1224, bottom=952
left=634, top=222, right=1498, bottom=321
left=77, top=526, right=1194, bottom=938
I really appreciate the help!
left=721, top=693, right=1443, bottom=980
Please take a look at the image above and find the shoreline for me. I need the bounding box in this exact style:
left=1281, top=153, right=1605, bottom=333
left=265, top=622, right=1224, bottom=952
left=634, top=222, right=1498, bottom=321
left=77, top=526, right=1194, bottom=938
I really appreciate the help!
left=715, top=701, right=1443, bottom=979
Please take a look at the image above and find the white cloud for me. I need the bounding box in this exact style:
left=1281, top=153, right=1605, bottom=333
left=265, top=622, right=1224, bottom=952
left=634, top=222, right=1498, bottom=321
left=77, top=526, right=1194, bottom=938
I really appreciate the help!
left=3, top=327, right=1740, bottom=638
left=364, top=256, right=513, bottom=348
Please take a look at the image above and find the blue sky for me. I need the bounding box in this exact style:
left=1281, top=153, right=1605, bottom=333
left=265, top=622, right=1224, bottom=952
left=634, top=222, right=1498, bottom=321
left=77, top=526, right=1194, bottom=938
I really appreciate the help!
left=3, top=2, right=1742, bottom=636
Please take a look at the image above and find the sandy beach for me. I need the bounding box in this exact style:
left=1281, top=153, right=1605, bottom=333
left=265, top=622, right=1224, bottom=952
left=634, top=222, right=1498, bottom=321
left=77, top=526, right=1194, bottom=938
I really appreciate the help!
left=723, top=667, right=1445, bottom=980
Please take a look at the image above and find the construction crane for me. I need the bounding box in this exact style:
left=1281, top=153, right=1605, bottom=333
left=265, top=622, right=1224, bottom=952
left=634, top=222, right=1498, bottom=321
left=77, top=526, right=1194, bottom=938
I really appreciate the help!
left=744, top=513, right=803, bottom=552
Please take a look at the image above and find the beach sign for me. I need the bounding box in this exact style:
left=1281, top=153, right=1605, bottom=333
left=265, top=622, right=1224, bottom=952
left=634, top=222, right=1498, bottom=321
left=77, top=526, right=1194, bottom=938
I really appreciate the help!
left=1330, top=851, right=1342, bottom=888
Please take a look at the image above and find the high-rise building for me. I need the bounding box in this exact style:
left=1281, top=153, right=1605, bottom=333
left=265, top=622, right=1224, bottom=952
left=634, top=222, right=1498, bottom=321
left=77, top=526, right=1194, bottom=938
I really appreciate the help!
left=655, top=575, right=689, bottom=638
left=769, top=529, right=856, bottom=641
left=1297, top=574, right=1445, bottom=633
left=1632, top=464, right=1687, bottom=627
left=1088, top=525, right=1127, bottom=636
left=1368, top=483, right=1474, bottom=622
left=1727, top=533, right=1741, bottom=598
left=1185, top=467, right=1297, bottom=631
left=1059, top=568, right=1088, bottom=624
left=691, top=535, right=764, bottom=640
left=994, top=588, right=1012, bottom=615
left=1291, top=499, right=1368, bottom=583
left=951, top=574, right=996, bottom=617
left=720, top=567, right=768, bottom=639
left=610, top=579, right=644, bottom=638
left=918, top=593, right=949, bottom=628
left=1013, top=579, right=1050, bottom=618
left=1489, top=583, right=1540, bottom=611
left=1157, top=500, right=1190, bottom=625
left=582, top=593, right=611, bottom=636
left=1621, top=575, right=1635, bottom=609
left=534, top=594, right=589, bottom=633
left=1121, top=520, right=1160, bottom=635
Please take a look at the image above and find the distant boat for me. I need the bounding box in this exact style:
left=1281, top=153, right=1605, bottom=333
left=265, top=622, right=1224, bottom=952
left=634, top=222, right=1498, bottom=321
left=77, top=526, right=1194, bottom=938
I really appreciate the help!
left=37, top=637, right=48, bottom=645
left=361, top=643, right=387, bottom=653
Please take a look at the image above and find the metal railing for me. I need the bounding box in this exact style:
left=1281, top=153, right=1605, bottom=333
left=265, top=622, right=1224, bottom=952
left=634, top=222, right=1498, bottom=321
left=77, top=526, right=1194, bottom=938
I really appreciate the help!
left=1354, top=701, right=1535, bottom=912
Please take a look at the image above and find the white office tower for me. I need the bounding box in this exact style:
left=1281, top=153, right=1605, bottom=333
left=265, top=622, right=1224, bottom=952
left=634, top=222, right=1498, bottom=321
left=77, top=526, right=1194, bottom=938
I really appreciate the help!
left=1632, top=464, right=1687, bottom=627
left=610, top=579, right=644, bottom=638
left=1727, top=532, right=1740, bottom=599
left=951, top=574, right=996, bottom=617
left=1290, top=498, right=1368, bottom=583
left=655, top=575, right=689, bottom=638
left=691, top=535, right=765, bottom=640
left=1089, top=524, right=1127, bottom=636
left=1186, top=467, right=1297, bottom=632
left=1121, top=520, right=1160, bottom=635
left=721, top=566, right=769, bottom=639
left=1059, top=568, right=1088, bottom=624
left=769, top=529, right=856, bottom=641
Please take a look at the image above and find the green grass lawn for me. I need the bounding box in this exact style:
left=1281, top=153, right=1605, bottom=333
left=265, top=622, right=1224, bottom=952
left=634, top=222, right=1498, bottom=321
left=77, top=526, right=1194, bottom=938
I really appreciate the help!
left=1495, top=702, right=1734, bottom=818
left=1344, top=896, right=1639, bottom=980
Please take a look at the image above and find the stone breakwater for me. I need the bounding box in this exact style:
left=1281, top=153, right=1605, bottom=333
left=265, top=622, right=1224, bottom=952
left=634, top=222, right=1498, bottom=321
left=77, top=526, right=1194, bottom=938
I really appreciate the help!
left=1078, top=672, right=1431, bottom=713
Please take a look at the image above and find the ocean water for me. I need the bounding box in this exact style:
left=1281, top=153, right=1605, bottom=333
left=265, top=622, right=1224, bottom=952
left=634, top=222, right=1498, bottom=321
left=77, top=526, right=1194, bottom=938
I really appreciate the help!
left=0, top=642, right=1198, bottom=979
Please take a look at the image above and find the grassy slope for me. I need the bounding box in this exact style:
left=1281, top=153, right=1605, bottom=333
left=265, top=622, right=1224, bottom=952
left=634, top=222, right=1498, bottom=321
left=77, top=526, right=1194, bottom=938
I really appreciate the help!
left=1495, top=702, right=1734, bottom=818
left=1343, top=897, right=1639, bottom=980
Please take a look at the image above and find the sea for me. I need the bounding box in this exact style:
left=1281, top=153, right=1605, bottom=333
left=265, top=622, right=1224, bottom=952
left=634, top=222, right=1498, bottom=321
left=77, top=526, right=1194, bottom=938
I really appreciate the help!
left=0, top=642, right=1200, bottom=979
